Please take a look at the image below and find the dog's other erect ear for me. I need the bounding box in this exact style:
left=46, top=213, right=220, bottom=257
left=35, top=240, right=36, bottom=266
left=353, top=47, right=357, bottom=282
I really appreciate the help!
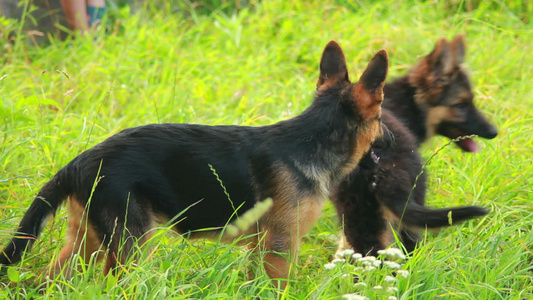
left=353, top=50, right=389, bottom=118
left=451, top=34, right=466, bottom=66
left=317, top=40, right=350, bottom=89
left=428, top=38, right=453, bottom=78
left=359, top=50, right=389, bottom=93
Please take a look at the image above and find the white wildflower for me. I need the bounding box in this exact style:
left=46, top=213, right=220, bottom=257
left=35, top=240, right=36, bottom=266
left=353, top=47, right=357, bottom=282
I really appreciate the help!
left=352, top=253, right=363, bottom=260
left=342, top=294, right=368, bottom=300
left=396, top=269, right=410, bottom=278
left=384, top=275, right=397, bottom=283
left=354, top=282, right=367, bottom=288
left=360, top=256, right=377, bottom=266
left=324, top=263, right=336, bottom=270
left=337, top=249, right=355, bottom=257
left=387, top=287, right=399, bottom=293
left=331, top=258, right=346, bottom=264
left=373, top=260, right=382, bottom=267
left=377, top=248, right=406, bottom=260
left=383, top=261, right=401, bottom=269
left=364, top=265, right=376, bottom=272
left=341, top=273, right=352, bottom=279
left=388, top=296, right=398, bottom=300
left=359, top=256, right=376, bottom=263
left=373, top=285, right=383, bottom=290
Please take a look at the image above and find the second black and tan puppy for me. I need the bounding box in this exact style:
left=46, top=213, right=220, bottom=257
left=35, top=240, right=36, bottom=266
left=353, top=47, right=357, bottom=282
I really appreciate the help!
left=0, top=41, right=389, bottom=286
left=333, top=35, right=496, bottom=257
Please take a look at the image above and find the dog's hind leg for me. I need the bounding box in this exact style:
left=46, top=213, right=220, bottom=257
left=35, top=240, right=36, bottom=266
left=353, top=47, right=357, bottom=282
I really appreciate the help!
left=47, top=197, right=105, bottom=280
left=100, top=194, right=156, bottom=276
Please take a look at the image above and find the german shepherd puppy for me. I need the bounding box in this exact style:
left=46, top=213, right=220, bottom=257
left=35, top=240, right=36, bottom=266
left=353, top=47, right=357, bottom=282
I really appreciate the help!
left=333, top=35, right=498, bottom=256
left=0, top=41, right=390, bottom=285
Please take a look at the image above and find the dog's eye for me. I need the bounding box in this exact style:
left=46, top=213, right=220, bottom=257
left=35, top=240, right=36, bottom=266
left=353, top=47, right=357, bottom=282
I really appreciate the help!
left=453, top=102, right=469, bottom=110
left=436, top=78, right=449, bottom=85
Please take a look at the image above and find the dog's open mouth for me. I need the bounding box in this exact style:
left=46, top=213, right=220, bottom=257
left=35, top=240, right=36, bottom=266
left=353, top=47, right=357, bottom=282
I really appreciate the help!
left=438, top=123, right=480, bottom=153
left=449, top=129, right=478, bottom=152
left=443, top=127, right=478, bottom=152
left=455, top=137, right=478, bottom=152
left=370, top=149, right=380, bottom=163
left=359, top=148, right=380, bottom=170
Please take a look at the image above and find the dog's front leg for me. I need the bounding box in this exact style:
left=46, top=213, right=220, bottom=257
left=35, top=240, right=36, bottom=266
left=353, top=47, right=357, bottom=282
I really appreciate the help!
left=262, top=230, right=297, bottom=289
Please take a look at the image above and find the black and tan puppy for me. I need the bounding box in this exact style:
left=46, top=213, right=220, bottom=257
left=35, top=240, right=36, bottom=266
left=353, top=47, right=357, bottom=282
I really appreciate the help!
left=0, top=41, right=389, bottom=285
left=333, top=35, right=497, bottom=256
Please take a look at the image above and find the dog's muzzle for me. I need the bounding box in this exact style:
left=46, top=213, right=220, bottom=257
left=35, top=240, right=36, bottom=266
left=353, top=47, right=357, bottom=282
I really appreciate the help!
left=358, top=123, right=394, bottom=170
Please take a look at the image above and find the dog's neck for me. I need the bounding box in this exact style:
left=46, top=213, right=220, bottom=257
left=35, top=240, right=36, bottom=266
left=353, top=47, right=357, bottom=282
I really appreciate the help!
left=277, top=98, right=361, bottom=199
left=382, top=76, right=428, bottom=145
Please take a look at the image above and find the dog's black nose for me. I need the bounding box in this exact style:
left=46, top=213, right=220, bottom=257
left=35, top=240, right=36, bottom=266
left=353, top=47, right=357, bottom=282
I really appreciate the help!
left=483, top=125, right=498, bottom=139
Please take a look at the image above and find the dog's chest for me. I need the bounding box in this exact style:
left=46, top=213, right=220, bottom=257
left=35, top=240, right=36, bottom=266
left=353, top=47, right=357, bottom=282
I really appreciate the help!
left=294, top=162, right=335, bottom=203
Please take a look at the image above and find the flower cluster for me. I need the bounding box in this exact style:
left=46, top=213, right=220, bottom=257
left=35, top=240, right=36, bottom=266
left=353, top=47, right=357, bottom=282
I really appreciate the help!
left=324, top=247, right=410, bottom=299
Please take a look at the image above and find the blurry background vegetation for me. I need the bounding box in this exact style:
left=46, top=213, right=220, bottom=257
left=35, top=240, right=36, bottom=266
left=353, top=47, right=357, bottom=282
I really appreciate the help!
left=0, top=0, right=532, bottom=298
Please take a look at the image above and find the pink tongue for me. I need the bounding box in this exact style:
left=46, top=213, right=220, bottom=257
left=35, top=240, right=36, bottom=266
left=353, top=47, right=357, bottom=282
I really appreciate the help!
left=456, top=138, right=478, bottom=152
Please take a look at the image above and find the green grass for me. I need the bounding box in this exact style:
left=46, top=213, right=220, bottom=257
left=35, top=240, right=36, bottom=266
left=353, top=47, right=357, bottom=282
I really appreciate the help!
left=1, top=0, right=532, bottom=298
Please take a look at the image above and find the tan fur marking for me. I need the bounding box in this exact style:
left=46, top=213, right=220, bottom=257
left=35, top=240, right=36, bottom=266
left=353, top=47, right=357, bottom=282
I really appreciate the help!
left=316, top=78, right=335, bottom=92
left=334, top=82, right=385, bottom=177
left=268, top=163, right=326, bottom=236
left=334, top=234, right=351, bottom=258
left=408, top=58, right=446, bottom=108
left=379, top=206, right=400, bottom=249
left=451, top=92, right=473, bottom=105
left=340, top=119, right=383, bottom=176
left=262, top=231, right=292, bottom=288
left=48, top=197, right=104, bottom=279
left=257, top=163, right=327, bottom=287
left=426, top=106, right=461, bottom=137
left=353, top=83, right=384, bottom=120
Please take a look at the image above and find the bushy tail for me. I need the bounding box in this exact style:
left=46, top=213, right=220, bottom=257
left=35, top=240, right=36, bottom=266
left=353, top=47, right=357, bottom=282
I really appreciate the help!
left=391, top=202, right=488, bottom=228
left=0, top=171, right=69, bottom=266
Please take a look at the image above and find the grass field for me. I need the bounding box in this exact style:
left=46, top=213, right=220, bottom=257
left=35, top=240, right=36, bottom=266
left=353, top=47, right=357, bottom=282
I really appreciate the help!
left=1, top=0, right=532, bottom=298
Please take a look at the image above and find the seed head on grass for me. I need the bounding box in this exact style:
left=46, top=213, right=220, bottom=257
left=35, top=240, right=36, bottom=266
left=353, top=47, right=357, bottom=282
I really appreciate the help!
left=224, top=198, right=273, bottom=238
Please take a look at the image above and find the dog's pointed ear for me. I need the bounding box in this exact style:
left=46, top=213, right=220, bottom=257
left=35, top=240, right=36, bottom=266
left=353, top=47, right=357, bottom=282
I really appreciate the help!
left=451, top=34, right=466, bottom=65
left=359, top=49, right=389, bottom=93
left=317, top=40, right=350, bottom=89
left=427, top=38, right=453, bottom=78
left=353, top=50, right=388, bottom=117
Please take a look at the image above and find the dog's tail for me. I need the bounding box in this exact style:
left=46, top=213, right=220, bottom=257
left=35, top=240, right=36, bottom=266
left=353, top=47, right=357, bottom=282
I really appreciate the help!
left=0, top=169, right=70, bottom=267
left=391, top=202, right=488, bottom=228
